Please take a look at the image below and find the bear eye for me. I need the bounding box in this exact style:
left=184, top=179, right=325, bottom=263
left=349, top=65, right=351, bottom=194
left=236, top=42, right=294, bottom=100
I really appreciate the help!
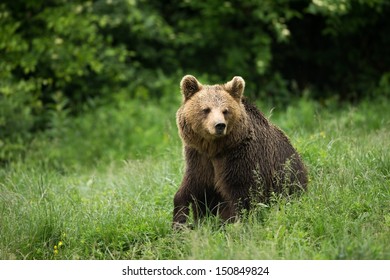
left=202, top=108, right=211, bottom=114
left=222, top=109, right=229, bottom=115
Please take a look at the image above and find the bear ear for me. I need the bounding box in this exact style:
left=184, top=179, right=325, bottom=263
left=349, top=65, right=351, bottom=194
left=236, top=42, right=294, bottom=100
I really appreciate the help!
left=225, top=76, right=245, bottom=99
left=180, top=75, right=202, bottom=101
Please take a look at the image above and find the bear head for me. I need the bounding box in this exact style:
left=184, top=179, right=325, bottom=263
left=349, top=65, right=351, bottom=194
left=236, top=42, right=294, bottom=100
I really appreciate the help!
left=178, top=75, right=247, bottom=142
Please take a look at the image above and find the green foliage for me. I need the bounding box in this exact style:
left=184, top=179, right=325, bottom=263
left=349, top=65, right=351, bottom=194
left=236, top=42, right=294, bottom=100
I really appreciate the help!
left=0, top=0, right=130, bottom=163
left=0, top=0, right=130, bottom=102
left=0, top=91, right=34, bottom=163
left=161, top=0, right=296, bottom=77
left=1, top=0, right=390, bottom=164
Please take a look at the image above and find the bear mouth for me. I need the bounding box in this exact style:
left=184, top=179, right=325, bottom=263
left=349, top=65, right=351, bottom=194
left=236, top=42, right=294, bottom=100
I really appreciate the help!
left=211, top=129, right=227, bottom=138
left=214, top=130, right=226, bottom=137
left=204, top=129, right=226, bottom=140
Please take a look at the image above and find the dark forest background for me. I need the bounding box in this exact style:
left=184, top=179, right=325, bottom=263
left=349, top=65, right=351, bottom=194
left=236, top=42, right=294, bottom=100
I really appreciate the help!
left=1, top=0, right=389, bottom=163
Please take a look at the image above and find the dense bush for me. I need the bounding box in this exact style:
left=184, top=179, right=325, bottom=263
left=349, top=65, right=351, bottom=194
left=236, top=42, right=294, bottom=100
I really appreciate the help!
left=0, top=0, right=129, bottom=163
left=1, top=0, right=389, bottom=163
left=274, top=0, right=390, bottom=100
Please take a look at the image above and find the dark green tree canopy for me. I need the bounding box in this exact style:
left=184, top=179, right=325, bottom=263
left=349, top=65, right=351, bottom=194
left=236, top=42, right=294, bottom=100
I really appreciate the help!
left=1, top=0, right=389, bottom=163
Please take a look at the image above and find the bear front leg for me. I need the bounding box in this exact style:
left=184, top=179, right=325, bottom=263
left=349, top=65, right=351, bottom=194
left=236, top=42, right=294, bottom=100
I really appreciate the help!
left=173, top=190, right=189, bottom=226
left=173, top=147, right=214, bottom=229
left=172, top=188, right=191, bottom=229
left=217, top=201, right=237, bottom=223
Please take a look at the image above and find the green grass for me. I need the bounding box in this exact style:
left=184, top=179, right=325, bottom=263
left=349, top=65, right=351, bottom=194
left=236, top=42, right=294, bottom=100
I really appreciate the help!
left=0, top=97, right=389, bottom=259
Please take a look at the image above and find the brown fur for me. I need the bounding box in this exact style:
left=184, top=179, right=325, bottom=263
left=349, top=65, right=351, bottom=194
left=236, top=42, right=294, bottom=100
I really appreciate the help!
left=173, top=75, right=308, bottom=229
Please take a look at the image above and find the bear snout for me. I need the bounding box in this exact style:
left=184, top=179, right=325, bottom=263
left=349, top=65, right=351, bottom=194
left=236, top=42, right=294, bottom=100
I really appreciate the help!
left=215, top=122, right=227, bottom=135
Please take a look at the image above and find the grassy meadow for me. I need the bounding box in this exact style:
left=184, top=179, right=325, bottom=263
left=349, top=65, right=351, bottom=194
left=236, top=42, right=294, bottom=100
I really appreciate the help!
left=0, top=95, right=389, bottom=260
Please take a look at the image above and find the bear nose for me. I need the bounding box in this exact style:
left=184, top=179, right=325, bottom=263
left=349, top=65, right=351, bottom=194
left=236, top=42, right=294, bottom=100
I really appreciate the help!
left=215, top=123, right=226, bottom=134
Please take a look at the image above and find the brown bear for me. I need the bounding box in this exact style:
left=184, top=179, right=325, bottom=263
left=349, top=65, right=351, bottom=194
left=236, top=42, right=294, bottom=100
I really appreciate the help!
left=173, top=75, right=308, bottom=229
